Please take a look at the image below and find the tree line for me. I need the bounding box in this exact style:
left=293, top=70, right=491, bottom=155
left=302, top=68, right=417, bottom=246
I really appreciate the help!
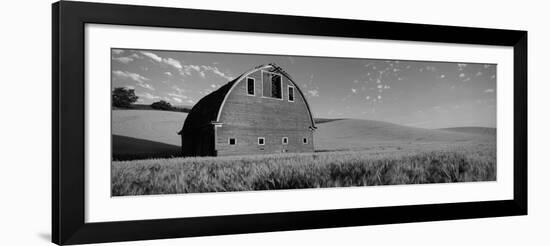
left=112, top=87, right=178, bottom=111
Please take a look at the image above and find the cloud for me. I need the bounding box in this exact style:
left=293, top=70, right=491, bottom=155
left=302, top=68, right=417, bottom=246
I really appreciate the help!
left=140, top=51, right=162, bottom=62
left=365, top=96, right=370, bottom=100
left=163, top=57, right=182, bottom=70
left=491, top=75, right=496, bottom=79
left=172, top=85, right=185, bottom=94
left=136, top=92, right=160, bottom=100
left=476, top=71, right=483, bottom=77
left=181, top=65, right=200, bottom=76
left=113, top=70, right=148, bottom=83
left=463, top=77, right=471, bottom=82
left=195, top=65, right=233, bottom=80
left=457, top=63, right=468, bottom=70
left=135, top=50, right=234, bottom=82
left=210, top=84, right=217, bottom=88
left=307, top=89, right=319, bottom=97
left=164, top=72, right=172, bottom=76
left=140, top=51, right=186, bottom=72
left=425, top=66, right=437, bottom=72
left=440, top=74, right=445, bottom=78
left=112, top=70, right=154, bottom=90
left=351, top=88, right=357, bottom=94
left=168, top=93, right=188, bottom=99
left=112, top=49, right=124, bottom=55
left=172, top=97, right=183, bottom=103
left=113, top=56, right=134, bottom=64
left=138, top=83, right=154, bottom=90
left=209, top=67, right=233, bottom=80
left=378, top=95, right=382, bottom=100
left=459, top=73, right=465, bottom=78
left=484, top=88, right=495, bottom=93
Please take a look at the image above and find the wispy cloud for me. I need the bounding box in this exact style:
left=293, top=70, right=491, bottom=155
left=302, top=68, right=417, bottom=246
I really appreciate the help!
left=112, top=49, right=124, bottom=55
left=112, top=70, right=154, bottom=90
left=113, top=56, right=134, bottom=64
left=163, top=57, right=182, bottom=70
left=140, top=51, right=162, bottom=62
left=171, top=85, right=185, bottom=94
left=307, top=89, right=319, bottom=97
left=484, top=88, right=495, bottom=93
left=168, top=93, right=188, bottom=99
left=136, top=92, right=160, bottom=100
left=113, top=70, right=148, bottom=83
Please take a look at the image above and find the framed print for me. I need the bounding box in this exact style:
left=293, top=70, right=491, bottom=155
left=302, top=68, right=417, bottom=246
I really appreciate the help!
left=52, top=1, right=527, bottom=245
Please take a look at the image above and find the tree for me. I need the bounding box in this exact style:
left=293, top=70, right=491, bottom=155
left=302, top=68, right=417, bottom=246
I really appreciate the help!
left=151, top=100, right=173, bottom=110
left=112, top=87, right=138, bottom=108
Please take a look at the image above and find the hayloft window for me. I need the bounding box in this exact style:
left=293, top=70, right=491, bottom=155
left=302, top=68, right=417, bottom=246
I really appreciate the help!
left=258, top=137, right=265, bottom=145
left=288, top=86, right=295, bottom=102
left=246, top=77, right=255, bottom=95
left=282, top=137, right=288, bottom=145
left=302, top=137, right=308, bottom=144
left=228, top=138, right=236, bottom=145
left=271, top=74, right=282, bottom=99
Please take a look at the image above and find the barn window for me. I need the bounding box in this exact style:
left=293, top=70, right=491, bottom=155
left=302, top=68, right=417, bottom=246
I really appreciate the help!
left=228, top=138, right=236, bottom=145
left=258, top=137, right=265, bottom=145
left=271, top=74, right=282, bottom=99
left=246, top=77, right=255, bottom=95
left=302, top=137, right=308, bottom=144
left=288, top=86, right=294, bottom=102
left=282, top=137, right=288, bottom=145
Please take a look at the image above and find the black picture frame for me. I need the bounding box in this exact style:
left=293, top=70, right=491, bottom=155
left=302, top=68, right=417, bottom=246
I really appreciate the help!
left=52, top=1, right=527, bottom=245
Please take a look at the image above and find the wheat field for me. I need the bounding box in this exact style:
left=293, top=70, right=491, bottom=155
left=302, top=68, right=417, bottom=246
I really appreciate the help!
left=111, top=144, right=496, bottom=196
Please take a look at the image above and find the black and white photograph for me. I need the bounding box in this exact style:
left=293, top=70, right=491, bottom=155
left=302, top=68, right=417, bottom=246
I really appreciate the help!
left=111, top=49, right=497, bottom=196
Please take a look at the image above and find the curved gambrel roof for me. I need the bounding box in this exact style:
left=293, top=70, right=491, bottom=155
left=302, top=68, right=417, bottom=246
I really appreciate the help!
left=179, top=64, right=316, bottom=134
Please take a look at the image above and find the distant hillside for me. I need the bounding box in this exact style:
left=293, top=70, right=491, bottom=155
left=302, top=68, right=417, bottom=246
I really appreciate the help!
left=314, top=119, right=494, bottom=151
left=314, top=118, right=345, bottom=124
left=439, top=127, right=496, bottom=136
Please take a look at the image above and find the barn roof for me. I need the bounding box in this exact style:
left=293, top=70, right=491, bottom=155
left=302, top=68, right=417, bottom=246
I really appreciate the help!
left=178, top=64, right=315, bottom=134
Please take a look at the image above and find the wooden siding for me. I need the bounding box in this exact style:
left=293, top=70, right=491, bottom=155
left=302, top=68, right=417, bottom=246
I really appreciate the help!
left=216, top=68, right=314, bottom=156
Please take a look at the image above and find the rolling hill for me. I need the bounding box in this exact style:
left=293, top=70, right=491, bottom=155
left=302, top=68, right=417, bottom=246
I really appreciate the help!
left=438, top=127, right=496, bottom=136
left=314, top=119, right=495, bottom=152
left=112, top=110, right=187, bottom=160
left=112, top=110, right=495, bottom=159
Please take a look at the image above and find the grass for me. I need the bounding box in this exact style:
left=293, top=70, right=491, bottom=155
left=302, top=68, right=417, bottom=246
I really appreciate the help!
left=112, top=144, right=496, bottom=196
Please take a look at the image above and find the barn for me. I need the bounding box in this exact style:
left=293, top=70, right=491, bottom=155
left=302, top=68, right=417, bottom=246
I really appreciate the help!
left=178, top=64, right=316, bottom=157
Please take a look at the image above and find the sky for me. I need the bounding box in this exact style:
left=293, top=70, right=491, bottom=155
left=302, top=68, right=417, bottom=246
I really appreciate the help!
left=111, top=48, right=496, bottom=129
